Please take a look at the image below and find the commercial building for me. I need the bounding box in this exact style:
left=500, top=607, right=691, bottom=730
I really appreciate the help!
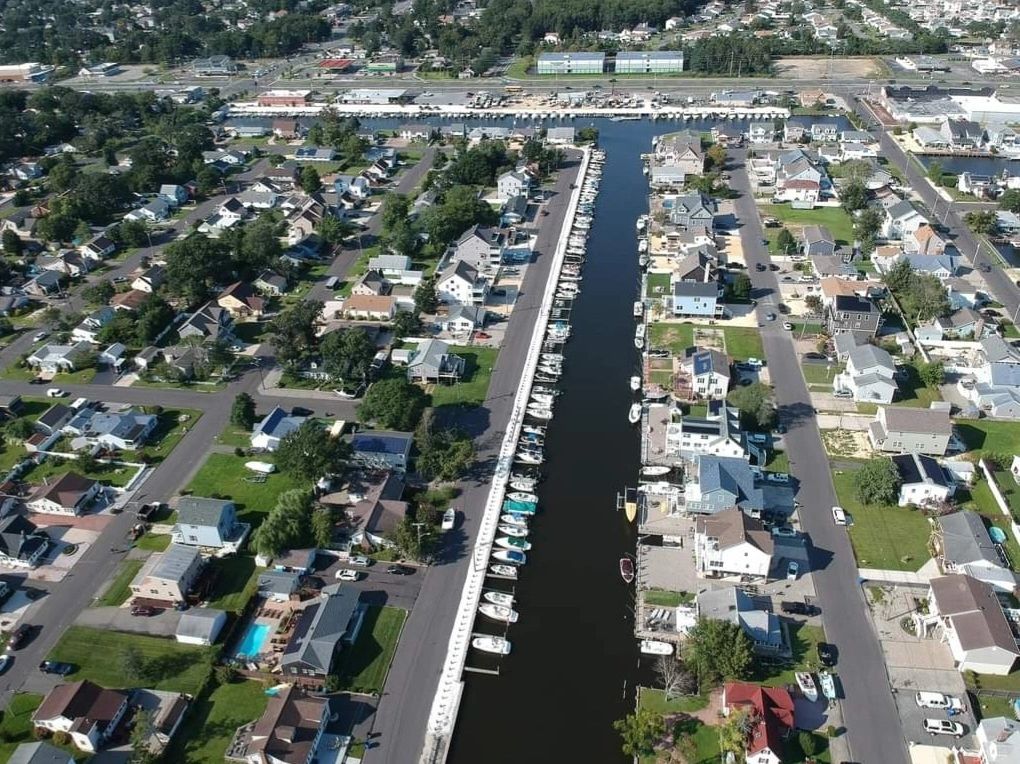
left=614, top=51, right=684, bottom=74
left=192, top=56, right=236, bottom=76
left=536, top=52, right=606, bottom=75
left=257, top=90, right=312, bottom=108
left=0, top=63, right=52, bottom=82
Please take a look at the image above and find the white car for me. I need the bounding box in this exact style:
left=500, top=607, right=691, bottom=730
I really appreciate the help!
left=832, top=506, right=847, bottom=526
left=922, top=719, right=964, bottom=737
left=336, top=569, right=361, bottom=582
left=916, top=692, right=962, bottom=710
left=783, top=322, right=793, bottom=330
left=33, top=332, right=48, bottom=343
left=347, top=555, right=370, bottom=567
left=46, top=388, right=66, bottom=398
left=786, top=560, right=800, bottom=581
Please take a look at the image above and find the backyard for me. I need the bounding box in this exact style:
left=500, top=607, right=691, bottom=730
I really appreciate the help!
left=96, top=559, right=143, bottom=606
left=753, top=623, right=827, bottom=687
left=761, top=204, right=855, bottom=246
left=0, top=694, right=83, bottom=761
left=331, top=606, right=406, bottom=695
left=48, top=626, right=216, bottom=695
left=429, top=346, right=498, bottom=408
left=167, top=678, right=268, bottom=763
left=138, top=408, right=203, bottom=463
left=956, top=420, right=1020, bottom=456
left=648, top=323, right=694, bottom=355
left=636, top=688, right=719, bottom=764
left=832, top=469, right=931, bottom=570
left=184, top=454, right=306, bottom=527
left=204, top=556, right=261, bottom=613
left=894, top=360, right=942, bottom=408
left=645, top=323, right=762, bottom=361
left=646, top=272, right=671, bottom=298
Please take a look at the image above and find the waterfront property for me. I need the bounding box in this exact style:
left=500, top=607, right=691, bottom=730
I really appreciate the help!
left=536, top=52, right=606, bottom=75
left=614, top=51, right=684, bottom=74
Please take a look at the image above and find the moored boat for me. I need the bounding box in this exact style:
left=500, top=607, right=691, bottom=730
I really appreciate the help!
left=507, top=491, right=538, bottom=503
left=509, top=480, right=536, bottom=492
left=503, top=499, right=537, bottom=515
left=479, top=603, right=519, bottom=623
left=472, top=635, right=512, bottom=655
left=501, top=513, right=529, bottom=528
left=484, top=591, right=515, bottom=607
left=620, top=557, right=635, bottom=584
left=489, top=563, right=518, bottom=578
left=630, top=375, right=641, bottom=392
left=496, top=536, right=532, bottom=551
left=820, top=671, right=837, bottom=701
left=498, top=524, right=529, bottom=538
left=492, top=549, right=527, bottom=566
left=641, top=465, right=671, bottom=477
left=629, top=403, right=642, bottom=424
left=640, top=640, right=675, bottom=656
left=633, top=301, right=644, bottom=318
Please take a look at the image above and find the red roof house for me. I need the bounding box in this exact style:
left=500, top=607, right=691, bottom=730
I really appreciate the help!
left=722, top=682, right=796, bottom=764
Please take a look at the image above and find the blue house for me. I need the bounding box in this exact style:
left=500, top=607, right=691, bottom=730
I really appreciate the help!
left=671, top=281, right=721, bottom=318
left=158, top=184, right=188, bottom=208
left=685, top=455, right=765, bottom=516
left=172, top=497, right=250, bottom=552
left=351, top=431, right=414, bottom=472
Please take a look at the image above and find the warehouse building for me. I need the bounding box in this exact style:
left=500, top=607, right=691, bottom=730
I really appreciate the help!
left=615, top=51, right=684, bottom=74
left=537, top=52, right=606, bottom=75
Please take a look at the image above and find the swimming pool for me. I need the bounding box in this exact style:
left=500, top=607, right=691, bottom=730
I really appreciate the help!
left=235, top=622, right=271, bottom=659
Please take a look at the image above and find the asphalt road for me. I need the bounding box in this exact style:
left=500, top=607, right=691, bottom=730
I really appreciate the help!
left=364, top=152, right=582, bottom=764
left=729, top=149, right=908, bottom=764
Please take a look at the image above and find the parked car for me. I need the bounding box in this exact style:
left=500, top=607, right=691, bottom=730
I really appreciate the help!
left=786, top=560, right=800, bottom=580
left=817, top=642, right=838, bottom=667
left=0, top=655, right=12, bottom=675
left=922, top=719, right=964, bottom=737
left=833, top=389, right=854, bottom=399
left=387, top=564, right=414, bottom=576
left=46, top=388, right=66, bottom=398
left=780, top=601, right=819, bottom=616
left=772, top=526, right=797, bottom=538
left=8, top=624, right=33, bottom=649
left=336, top=569, right=362, bottom=582
left=765, top=312, right=776, bottom=321
left=130, top=605, right=157, bottom=617
left=39, top=660, right=75, bottom=675
left=137, top=502, right=164, bottom=520
left=832, top=506, right=847, bottom=526
left=32, top=331, right=48, bottom=343
left=916, top=692, right=962, bottom=710
left=756, top=263, right=766, bottom=272
left=348, top=555, right=370, bottom=567
left=782, top=322, right=793, bottom=330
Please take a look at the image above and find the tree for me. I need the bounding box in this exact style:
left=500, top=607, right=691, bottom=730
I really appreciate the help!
left=253, top=488, right=315, bottom=558
left=416, top=413, right=475, bottom=481
left=414, top=279, right=439, bottom=314
left=655, top=656, right=687, bottom=701
left=82, top=280, right=114, bottom=306
left=164, top=234, right=230, bottom=305
left=799, top=731, right=819, bottom=757
left=726, top=382, right=776, bottom=430
left=841, top=180, right=868, bottom=213
left=122, top=646, right=148, bottom=681
left=918, top=361, right=945, bottom=388
left=884, top=259, right=913, bottom=293
left=129, top=710, right=156, bottom=764
left=854, top=206, right=883, bottom=253
left=613, top=709, right=665, bottom=758
left=854, top=459, right=901, bottom=506
left=718, top=709, right=750, bottom=762
left=392, top=310, right=422, bottom=340
left=1000, top=189, right=1020, bottom=214
left=236, top=215, right=282, bottom=277
left=231, top=392, right=256, bottom=430
left=359, top=378, right=427, bottom=431
left=728, top=272, right=752, bottom=302
left=3, top=417, right=35, bottom=443
left=391, top=515, right=433, bottom=560
left=274, top=421, right=350, bottom=481
left=686, top=618, right=753, bottom=685
left=316, top=216, right=355, bottom=246
left=321, top=327, right=375, bottom=383
left=927, top=160, right=944, bottom=187
left=2, top=230, right=23, bottom=258
left=776, top=228, right=796, bottom=255
left=804, top=294, right=823, bottom=314
left=312, top=507, right=335, bottom=548
left=299, top=165, right=322, bottom=194
left=269, top=300, right=322, bottom=370
left=966, top=210, right=998, bottom=235
left=380, top=193, right=410, bottom=233
left=135, top=294, right=175, bottom=344
left=841, top=159, right=874, bottom=185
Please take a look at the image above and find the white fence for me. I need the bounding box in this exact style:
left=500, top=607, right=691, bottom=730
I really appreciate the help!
left=978, top=458, right=1020, bottom=551
left=419, top=147, right=592, bottom=763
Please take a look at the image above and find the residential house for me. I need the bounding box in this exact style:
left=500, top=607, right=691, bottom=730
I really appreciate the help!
left=198, top=198, right=249, bottom=234
left=63, top=407, right=157, bottom=450
left=280, top=584, right=361, bottom=684
left=926, top=574, right=1020, bottom=676
left=893, top=453, right=955, bottom=507
left=811, top=123, right=839, bottom=142
left=784, top=123, right=806, bottom=143
left=131, top=266, right=166, bottom=293
left=697, top=588, right=784, bottom=655
left=904, top=224, right=947, bottom=256
left=340, top=471, right=409, bottom=549
left=775, top=149, right=826, bottom=204
left=172, top=497, right=249, bottom=552
left=941, top=117, right=985, bottom=148
left=398, top=124, right=434, bottom=141
left=125, top=198, right=171, bottom=223
left=342, top=294, right=397, bottom=321
left=0, top=294, right=28, bottom=316
left=27, top=473, right=101, bottom=516
left=684, top=455, right=766, bottom=517
left=449, top=225, right=506, bottom=273
left=352, top=270, right=389, bottom=297
left=442, top=304, right=487, bottom=335
left=71, top=307, right=115, bottom=344
left=671, top=281, right=721, bottom=318
left=678, top=348, right=730, bottom=400
left=158, top=184, right=188, bottom=207
left=500, top=194, right=528, bottom=226
left=255, top=270, right=288, bottom=297
left=962, top=336, right=1020, bottom=419
left=406, top=339, right=465, bottom=384
left=496, top=171, right=531, bottom=201
left=35, top=404, right=72, bottom=436
left=748, top=123, right=774, bottom=145
left=232, top=686, right=327, bottom=764
left=668, top=404, right=748, bottom=461
left=836, top=343, right=897, bottom=403
left=673, top=249, right=719, bottom=284
left=945, top=278, right=982, bottom=311
left=695, top=507, right=774, bottom=579
left=0, top=515, right=49, bottom=569
left=128, top=543, right=203, bottom=605
left=810, top=255, right=857, bottom=280
left=351, top=431, right=414, bottom=472
left=901, top=253, right=960, bottom=279
left=926, top=308, right=987, bottom=340
left=129, top=688, right=188, bottom=755
left=826, top=294, right=883, bottom=340
left=867, top=405, right=952, bottom=455
left=258, top=570, right=301, bottom=602
left=178, top=302, right=233, bottom=343
left=174, top=608, right=227, bottom=646
left=8, top=742, right=74, bottom=764
left=24, top=271, right=63, bottom=297
left=722, top=683, right=796, bottom=764
left=437, top=260, right=487, bottom=306
left=367, top=255, right=412, bottom=280
left=218, top=282, right=266, bottom=319
left=111, top=290, right=149, bottom=312
left=27, top=342, right=93, bottom=374
left=0, top=209, right=39, bottom=239
left=975, top=718, right=1020, bottom=763
left=882, top=199, right=929, bottom=239
left=39, top=252, right=89, bottom=279
left=32, top=681, right=128, bottom=753
left=668, top=192, right=716, bottom=230
left=801, top=225, right=836, bottom=258
left=79, top=235, right=116, bottom=261
left=251, top=407, right=307, bottom=451
left=272, top=119, right=302, bottom=139
left=654, top=131, right=705, bottom=175
left=933, top=511, right=1015, bottom=593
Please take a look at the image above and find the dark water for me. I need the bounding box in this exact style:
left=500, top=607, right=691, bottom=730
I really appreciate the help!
left=917, top=154, right=1019, bottom=177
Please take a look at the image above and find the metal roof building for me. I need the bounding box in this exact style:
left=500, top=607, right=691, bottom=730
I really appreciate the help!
left=536, top=52, right=605, bottom=75
left=615, top=51, right=684, bottom=74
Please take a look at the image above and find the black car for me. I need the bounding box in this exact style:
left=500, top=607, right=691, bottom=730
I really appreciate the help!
left=817, top=642, right=838, bottom=667
left=8, top=624, right=33, bottom=650
left=39, top=660, right=75, bottom=675
left=756, top=263, right=766, bottom=272
left=387, top=565, right=414, bottom=576
left=780, top=601, right=819, bottom=616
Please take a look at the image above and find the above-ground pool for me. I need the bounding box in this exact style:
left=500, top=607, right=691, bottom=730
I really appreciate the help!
left=235, top=622, right=271, bottom=659
left=990, top=526, right=1008, bottom=544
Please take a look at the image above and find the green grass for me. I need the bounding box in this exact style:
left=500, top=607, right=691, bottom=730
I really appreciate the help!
left=429, top=346, right=499, bottom=408
left=506, top=56, right=532, bottom=78
left=833, top=469, right=931, bottom=570
left=134, top=533, right=171, bottom=552
left=138, top=408, right=203, bottom=463
left=0, top=364, right=97, bottom=384
left=169, top=679, right=269, bottom=763
left=205, top=556, right=261, bottom=613
left=0, top=694, right=43, bottom=761
left=895, top=361, right=942, bottom=407
left=184, top=453, right=306, bottom=527
left=975, top=692, right=1016, bottom=721
left=721, top=326, right=764, bottom=361
left=754, top=623, right=827, bottom=687
left=967, top=671, right=1020, bottom=694
left=644, top=589, right=693, bottom=607
left=332, top=606, right=406, bottom=695
left=767, top=450, right=790, bottom=473
left=957, top=420, right=1020, bottom=456
left=648, top=323, right=694, bottom=354
left=97, top=559, right=143, bottom=606
left=802, top=362, right=839, bottom=385
left=48, top=626, right=215, bottom=694
left=232, top=321, right=269, bottom=344
left=646, top=272, right=671, bottom=297
left=1001, top=321, right=1020, bottom=339
left=649, top=369, right=672, bottom=387
left=960, top=479, right=1020, bottom=570
left=761, top=204, right=855, bottom=245
left=217, top=422, right=254, bottom=449
left=637, top=686, right=709, bottom=714
left=994, top=470, right=1020, bottom=518
left=24, top=457, right=137, bottom=488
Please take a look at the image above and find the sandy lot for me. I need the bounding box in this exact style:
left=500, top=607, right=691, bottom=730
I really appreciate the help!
left=775, top=56, right=884, bottom=80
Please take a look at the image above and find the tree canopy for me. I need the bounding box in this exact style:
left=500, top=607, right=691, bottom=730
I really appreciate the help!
left=359, top=378, right=427, bottom=431
left=274, top=421, right=350, bottom=481
left=854, top=459, right=901, bottom=506
left=685, top=617, right=754, bottom=685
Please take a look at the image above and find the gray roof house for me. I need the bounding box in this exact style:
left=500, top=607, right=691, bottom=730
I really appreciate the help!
left=171, top=497, right=249, bottom=552
left=668, top=192, right=716, bottom=229
left=0, top=515, right=50, bottom=569
left=826, top=294, right=882, bottom=340
left=351, top=431, right=414, bottom=472
left=928, top=574, right=1020, bottom=676
left=975, top=718, right=1020, bottom=763
left=893, top=452, right=955, bottom=508
left=8, top=742, right=73, bottom=764
left=177, top=302, right=233, bottom=343
left=280, top=584, right=361, bottom=683
left=174, top=607, right=228, bottom=645
left=685, top=455, right=765, bottom=517
left=407, top=339, right=465, bottom=384
left=867, top=405, right=952, bottom=455
left=27, top=342, right=93, bottom=374
left=63, top=407, right=157, bottom=451
left=839, top=343, right=897, bottom=404
left=250, top=406, right=306, bottom=452
left=257, top=569, right=301, bottom=601
left=934, top=511, right=1015, bottom=593
left=801, top=225, right=836, bottom=257
left=696, top=587, right=784, bottom=654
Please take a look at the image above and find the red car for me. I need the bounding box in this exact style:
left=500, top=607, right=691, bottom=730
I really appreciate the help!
left=474, top=332, right=491, bottom=340
left=130, top=606, right=158, bottom=617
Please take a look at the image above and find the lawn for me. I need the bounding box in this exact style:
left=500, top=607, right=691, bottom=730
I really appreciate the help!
left=134, top=533, right=171, bottom=552
left=217, top=422, right=254, bottom=449
left=754, top=623, right=827, bottom=687
left=0, top=364, right=96, bottom=384
left=637, top=686, right=709, bottom=714
left=429, top=346, right=499, bottom=408
left=993, top=470, right=1020, bottom=518
left=184, top=453, right=306, bottom=527
left=0, top=694, right=80, bottom=762
left=168, top=678, right=268, bottom=763
left=23, top=455, right=138, bottom=488
left=205, top=556, right=261, bottom=613
left=722, top=327, right=764, bottom=361
left=975, top=692, right=1016, bottom=721
left=332, top=606, right=406, bottom=695
left=49, top=626, right=215, bottom=695
left=646, top=272, right=671, bottom=298
left=895, top=361, right=942, bottom=408
left=956, top=420, right=1020, bottom=456
left=138, top=408, right=203, bottom=463
left=648, top=323, right=694, bottom=354
left=761, top=204, right=855, bottom=245
left=232, top=321, right=270, bottom=344
left=644, top=589, right=693, bottom=607
left=767, top=450, right=790, bottom=473
left=832, top=469, right=932, bottom=571
left=97, top=559, right=143, bottom=606
left=802, top=362, right=839, bottom=385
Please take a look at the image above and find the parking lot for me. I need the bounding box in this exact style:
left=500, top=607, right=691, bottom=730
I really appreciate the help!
left=317, top=554, right=424, bottom=611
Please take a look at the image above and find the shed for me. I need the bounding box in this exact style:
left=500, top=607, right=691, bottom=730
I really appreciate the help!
left=174, top=608, right=227, bottom=645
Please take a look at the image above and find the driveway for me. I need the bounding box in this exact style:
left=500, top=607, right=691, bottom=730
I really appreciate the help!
left=75, top=606, right=182, bottom=636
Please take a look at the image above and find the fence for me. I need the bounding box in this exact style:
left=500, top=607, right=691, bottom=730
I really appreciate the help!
left=977, top=458, right=1020, bottom=550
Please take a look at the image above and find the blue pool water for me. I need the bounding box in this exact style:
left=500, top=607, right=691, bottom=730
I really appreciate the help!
left=235, top=622, right=271, bottom=658
left=990, top=526, right=1008, bottom=544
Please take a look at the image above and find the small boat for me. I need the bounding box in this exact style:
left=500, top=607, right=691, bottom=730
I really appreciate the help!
left=472, top=635, right=512, bottom=655
left=633, top=301, right=644, bottom=318
left=507, top=492, right=538, bottom=504
left=638, top=238, right=648, bottom=253
left=479, top=603, right=519, bottom=623
left=509, top=480, right=536, bottom=492
left=493, top=549, right=527, bottom=566
left=629, top=403, right=642, bottom=424
left=501, top=513, right=529, bottom=528
left=498, top=524, right=529, bottom=538
left=636, top=215, right=648, bottom=231
left=503, top=499, right=537, bottom=515
left=796, top=672, right=819, bottom=702
left=620, top=557, right=635, bottom=584
left=630, top=375, right=641, bottom=391
left=640, top=640, right=675, bottom=656
left=622, top=486, right=638, bottom=522
left=526, top=408, right=553, bottom=421
left=515, top=450, right=544, bottom=464
left=638, top=254, right=649, bottom=268
left=489, top=564, right=518, bottom=579
left=820, top=671, right=837, bottom=701
left=496, top=536, right=532, bottom=552
left=484, top=591, right=515, bottom=607
left=634, top=336, right=644, bottom=350
left=530, top=393, right=555, bottom=406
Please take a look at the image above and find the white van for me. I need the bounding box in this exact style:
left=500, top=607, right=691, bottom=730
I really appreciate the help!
left=325, top=276, right=340, bottom=289
left=832, top=506, right=847, bottom=526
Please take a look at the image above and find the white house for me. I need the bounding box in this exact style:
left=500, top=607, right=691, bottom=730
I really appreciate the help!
left=436, top=260, right=487, bottom=306
left=667, top=405, right=748, bottom=461
left=882, top=198, right=929, bottom=240
left=250, top=407, right=307, bottom=452
left=835, top=343, right=897, bottom=403
left=892, top=453, right=955, bottom=507
left=926, top=574, right=1020, bottom=676
left=174, top=608, right=227, bottom=646
left=694, top=507, right=774, bottom=580
left=678, top=348, right=730, bottom=400
left=496, top=171, right=531, bottom=201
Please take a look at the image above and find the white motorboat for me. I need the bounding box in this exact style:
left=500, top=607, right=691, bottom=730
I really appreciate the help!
left=492, top=549, right=527, bottom=566
left=820, top=671, right=837, bottom=701
left=501, top=513, right=529, bottom=527
left=479, top=603, right=519, bottom=623
left=515, top=450, right=544, bottom=464
left=508, top=479, right=536, bottom=492
left=796, top=672, right=819, bottom=702
left=640, top=640, right=675, bottom=656
left=521, top=425, right=546, bottom=435
left=629, top=403, right=642, bottom=424
left=630, top=375, right=641, bottom=392
left=634, top=335, right=644, bottom=350
left=484, top=591, right=515, bottom=607
left=633, top=301, right=644, bottom=318
left=472, top=635, right=512, bottom=655
left=530, top=393, right=555, bottom=406
left=526, top=409, right=553, bottom=422
left=495, top=536, right=532, bottom=552
left=638, top=254, right=649, bottom=268
left=636, top=215, right=649, bottom=231
left=489, top=563, right=518, bottom=578
left=638, top=239, right=648, bottom=253
left=641, top=465, right=672, bottom=477
left=498, top=524, right=529, bottom=538
left=507, top=492, right=538, bottom=503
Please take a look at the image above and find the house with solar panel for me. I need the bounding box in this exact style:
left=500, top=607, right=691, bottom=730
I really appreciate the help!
left=350, top=431, right=414, bottom=472
left=892, top=453, right=955, bottom=508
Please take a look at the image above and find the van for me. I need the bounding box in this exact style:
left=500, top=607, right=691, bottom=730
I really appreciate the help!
left=325, top=276, right=340, bottom=289
left=832, top=506, right=847, bottom=526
